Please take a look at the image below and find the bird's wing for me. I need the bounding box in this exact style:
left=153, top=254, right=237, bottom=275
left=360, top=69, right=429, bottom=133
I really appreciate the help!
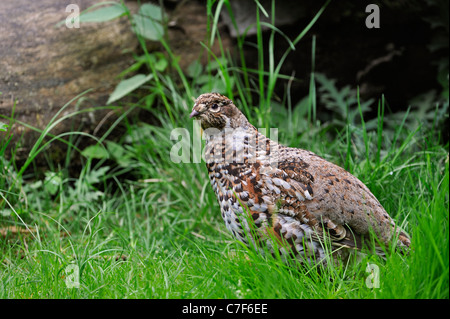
left=258, top=157, right=369, bottom=250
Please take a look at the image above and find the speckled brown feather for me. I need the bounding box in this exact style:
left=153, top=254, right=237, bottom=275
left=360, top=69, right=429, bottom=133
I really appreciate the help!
left=191, top=93, right=410, bottom=264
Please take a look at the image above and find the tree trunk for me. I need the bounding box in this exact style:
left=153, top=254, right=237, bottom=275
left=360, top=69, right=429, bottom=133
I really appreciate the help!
left=0, top=0, right=139, bottom=163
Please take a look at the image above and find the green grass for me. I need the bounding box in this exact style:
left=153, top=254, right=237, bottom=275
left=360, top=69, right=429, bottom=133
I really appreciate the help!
left=0, top=0, right=448, bottom=299
left=0, top=116, right=448, bottom=298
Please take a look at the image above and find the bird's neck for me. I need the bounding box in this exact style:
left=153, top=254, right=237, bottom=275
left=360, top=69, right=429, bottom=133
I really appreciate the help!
left=203, top=124, right=275, bottom=167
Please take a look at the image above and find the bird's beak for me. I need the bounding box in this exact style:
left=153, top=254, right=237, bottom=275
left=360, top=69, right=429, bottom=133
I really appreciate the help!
left=189, top=109, right=200, bottom=118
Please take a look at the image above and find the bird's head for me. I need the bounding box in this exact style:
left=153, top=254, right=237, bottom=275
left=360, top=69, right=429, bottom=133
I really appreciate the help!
left=190, top=93, right=249, bottom=130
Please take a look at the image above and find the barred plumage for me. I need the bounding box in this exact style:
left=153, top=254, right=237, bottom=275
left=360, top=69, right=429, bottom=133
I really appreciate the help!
left=190, top=93, right=410, bottom=264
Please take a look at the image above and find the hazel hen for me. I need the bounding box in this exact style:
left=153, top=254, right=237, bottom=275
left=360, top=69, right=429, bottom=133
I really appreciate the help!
left=190, top=92, right=410, bottom=264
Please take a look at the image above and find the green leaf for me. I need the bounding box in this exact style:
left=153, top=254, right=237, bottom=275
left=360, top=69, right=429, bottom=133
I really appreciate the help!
left=195, top=75, right=210, bottom=85
left=148, top=52, right=169, bottom=72
left=44, top=172, right=62, bottom=195
left=106, top=141, right=124, bottom=158
left=139, top=3, right=164, bottom=22
left=187, top=60, right=203, bottom=78
left=85, top=166, right=110, bottom=185
left=107, top=74, right=153, bottom=104
left=207, top=57, right=227, bottom=71
left=106, top=141, right=132, bottom=167
left=154, top=57, right=168, bottom=72
left=84, top=190, right=105, bottom=201
left=0, top=121, right=7, bottom=132
left=132, top=15, right=164, bottom=41
left=28, top=180, right=43, bottom=190
left=80, top=4, right=126, bottom=23
left=200, top=75, right=232, bottom=95
left=82, top=144, right=109, bottom=159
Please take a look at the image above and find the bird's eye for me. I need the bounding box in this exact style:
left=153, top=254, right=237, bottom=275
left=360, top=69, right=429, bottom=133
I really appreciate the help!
left=210, top=103, right=220, bottom=112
